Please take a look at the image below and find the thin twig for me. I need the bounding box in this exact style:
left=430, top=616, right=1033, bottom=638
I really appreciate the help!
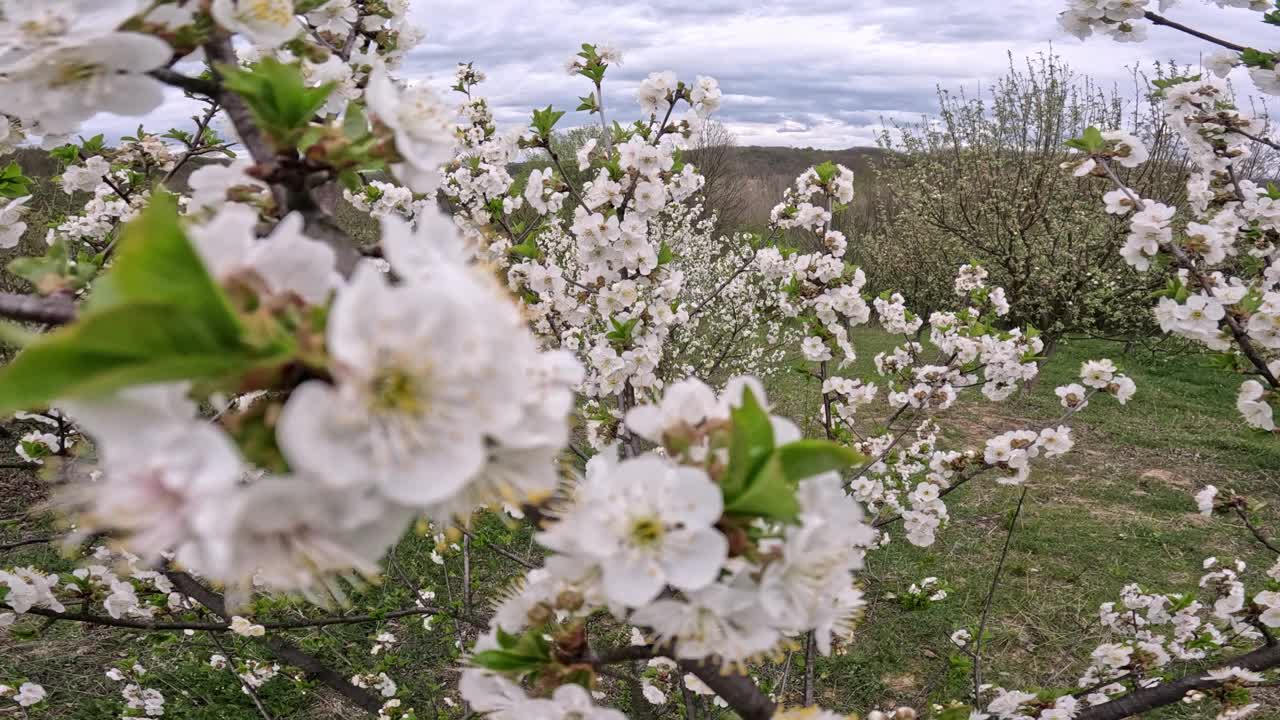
left=1142, top=11, right=1248, bottom=52
left=1232, top=502, right=1280, bottom=556
left=15, top=604, right=444, bottom=632
left=972, top=486, right=1030, bottom=704
left=208, top=633, right=276, bottom=720
left=0, top=536, right=53, bottom=553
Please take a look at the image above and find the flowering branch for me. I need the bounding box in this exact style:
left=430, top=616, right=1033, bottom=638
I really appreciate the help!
left=1096, top=156, right=1279, bottom=390
left=1076, top=642, right=1280, bottom=720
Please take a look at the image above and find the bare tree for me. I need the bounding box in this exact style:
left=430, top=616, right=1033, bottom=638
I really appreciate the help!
left=686, top=119, right=749, bottom=231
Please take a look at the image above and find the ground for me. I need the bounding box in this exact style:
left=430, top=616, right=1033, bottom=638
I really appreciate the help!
left=1, top=329, right=1278, bottom=719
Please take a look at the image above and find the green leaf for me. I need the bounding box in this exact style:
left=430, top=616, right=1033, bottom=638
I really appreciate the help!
left=509, top=237, right=543, bottom=260
left=0, top=303, right=266, bottom=413
left=656, top=241, right=675, bottom=266
left=81, top=134, right=106, bottom=155
left=342, top=101, right=369, bottom=139
left=775, top=439, right=865, bottom=480
left=470, top=650, right=549, bottom=673
left=86, top=195, right=238, bottom=333
left=724, top=451, right=800, bottom=521
left=220, top=58, right=335, bottom=148
left=495, top=626, right=520, bottom=651
left=721, top=387, right=775, bottom=500
left=813, top=160, right=838, bottom=184
left=1082, top=126, right=1104, bottom=152
left=0, top=196, right=290, bottom=414
left=0, top=161, right=33, bottom=199
left=530, top=105, right=566, bottom=139
left=49, top=144, right=80, bottom=167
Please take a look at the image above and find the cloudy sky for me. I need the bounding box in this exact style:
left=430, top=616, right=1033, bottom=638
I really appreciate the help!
left=100, top=1, right=1272, bottom=149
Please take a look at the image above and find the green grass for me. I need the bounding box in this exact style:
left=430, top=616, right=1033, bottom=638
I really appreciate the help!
left=754, top=331, right=1280, bottom=717
left=1, top=327, right=1277, bottom=719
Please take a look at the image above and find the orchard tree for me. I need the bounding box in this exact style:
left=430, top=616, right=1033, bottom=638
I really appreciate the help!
left=856, top=53, right=1274, bottom=354
left=0, top=1, right=1275, bottom=720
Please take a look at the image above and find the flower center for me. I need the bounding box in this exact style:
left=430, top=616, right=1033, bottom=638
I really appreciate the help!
left=21, top=17, right=68, bottom=37
left=369, top=366, right=429, bottom=415
left=245, top=0, right=294, bottom=25
left=53, top=62, right=101, bottom=89
left=629, top=517, right=664, bottom=547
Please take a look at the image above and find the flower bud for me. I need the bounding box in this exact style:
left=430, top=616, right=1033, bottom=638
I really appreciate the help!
left=555, top=590, right=584, bottom=611
left=526, top=602, right=555, bottom=626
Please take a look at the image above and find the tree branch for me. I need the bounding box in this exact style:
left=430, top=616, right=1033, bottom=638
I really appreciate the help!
left=973, top=486, right=1029, bottom=704
left=1232, top=502, right=1280, bottom=556
left=1076, top=642, right=1280, bottom=720
left=0, top=292, right=76, bottom=326
left=149, top=69, right=221, bottom=98
left=0, top=536, right=54, bottom=553
left=678, top=658, right=776, bottom=720
left=1142, top=11, right=1248, bottom=53
left=16, top=603, right=443, bottom=633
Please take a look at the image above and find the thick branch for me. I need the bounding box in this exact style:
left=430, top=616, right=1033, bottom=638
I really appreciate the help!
left=678, top=658, right=776, bottom=720
left=591, top=644, right=660, bottom=666
left=0, top=292, right=76, bottom=326
left=1076, top=642, right=1280, bottom=720
left=202, top=36, right=359, bottom=275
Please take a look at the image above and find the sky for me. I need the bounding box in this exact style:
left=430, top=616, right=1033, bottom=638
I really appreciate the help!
left=95, top=1, right=1274, bottom=150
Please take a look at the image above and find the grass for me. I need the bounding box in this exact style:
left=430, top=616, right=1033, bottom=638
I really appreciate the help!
left=758, top=330, right=1280, bottom=718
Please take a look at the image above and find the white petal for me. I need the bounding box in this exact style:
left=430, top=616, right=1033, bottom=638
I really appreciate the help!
left=624, top=405, right=664, bottom=441
left=661, top=528, right=727, bottom=591
left=603, top=553, right=665, bottom=607
left=275, top=381, right=369, bottom=487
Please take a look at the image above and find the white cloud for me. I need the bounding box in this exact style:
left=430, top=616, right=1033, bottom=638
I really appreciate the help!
left=87, top=1, right=1275, bottom=149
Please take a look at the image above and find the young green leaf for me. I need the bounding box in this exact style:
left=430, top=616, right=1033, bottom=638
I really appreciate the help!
left=721, top=387, right=775, bottom=500
left=723, top=451, right=800, bottom=521
left=775, top=439, right=866, bottom=481
left=220, top=58, right=336, bottom=148
left=0, top=196, right=291, bottom=414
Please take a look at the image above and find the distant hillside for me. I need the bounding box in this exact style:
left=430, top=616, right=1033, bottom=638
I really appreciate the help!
left=0, top=142, right=893, bottom=286
left=704, top=145, right=893, bottom=230
left=726, top=145, right=890, bottom=178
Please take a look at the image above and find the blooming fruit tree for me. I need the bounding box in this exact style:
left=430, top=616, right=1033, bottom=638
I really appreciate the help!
left=0, top=1, right=1276, bottom=719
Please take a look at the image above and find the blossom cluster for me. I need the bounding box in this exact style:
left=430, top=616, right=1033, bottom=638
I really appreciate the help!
left=439, top=51, right=730, bottom=425
left=459, top=376, right=876, bottom=715
left=985, top=556, right=1280, bottom=720
left=1064, top=40, right=1280, bottom=434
